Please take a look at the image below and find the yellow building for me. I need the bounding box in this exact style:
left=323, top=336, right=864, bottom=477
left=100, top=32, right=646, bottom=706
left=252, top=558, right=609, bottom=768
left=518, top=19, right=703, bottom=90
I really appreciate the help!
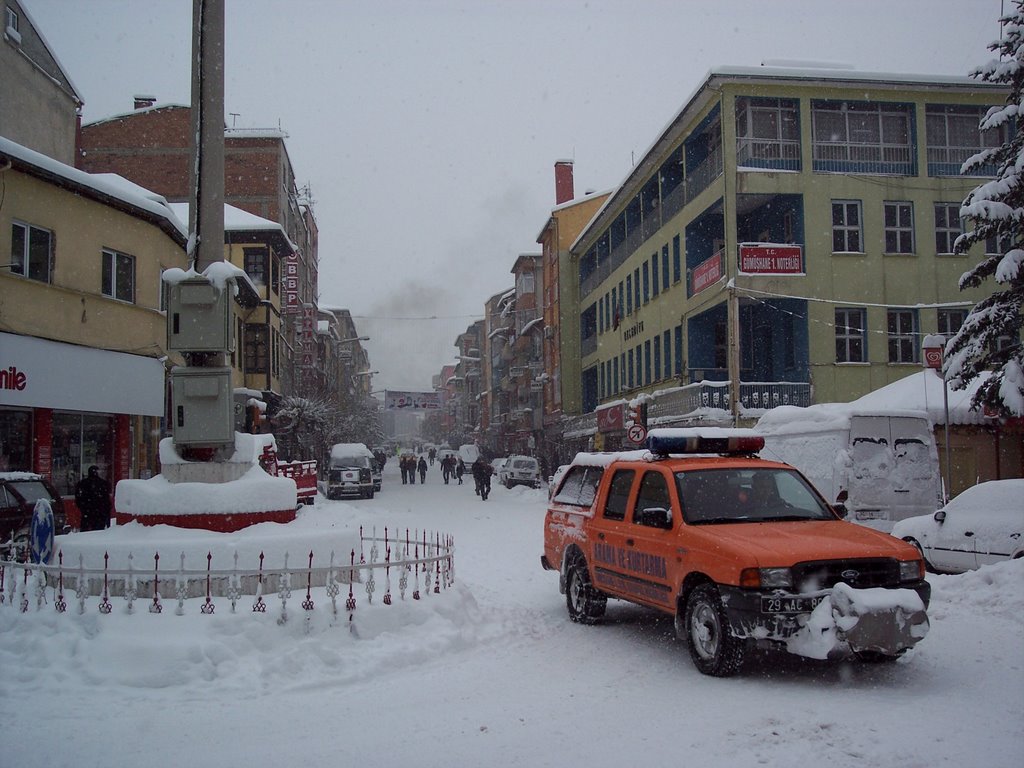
left=0, top=136, right=188, bottom=522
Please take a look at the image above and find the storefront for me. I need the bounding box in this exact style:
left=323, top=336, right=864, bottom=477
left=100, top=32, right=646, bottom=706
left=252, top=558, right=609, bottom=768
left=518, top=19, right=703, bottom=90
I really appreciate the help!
left=0, top=332, right=165, bottom=526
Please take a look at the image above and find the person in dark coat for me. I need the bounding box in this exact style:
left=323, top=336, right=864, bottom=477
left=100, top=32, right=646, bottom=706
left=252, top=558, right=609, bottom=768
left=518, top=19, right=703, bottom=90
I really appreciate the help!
left=471, top=457, right=492, bottom=500
left=441, top=455, right=452, bottom=484
left=455, top=457, right=465, bottom=485
left=75, top=465, right=111, bottom=532
left=417, top=456, right=428, bottom=484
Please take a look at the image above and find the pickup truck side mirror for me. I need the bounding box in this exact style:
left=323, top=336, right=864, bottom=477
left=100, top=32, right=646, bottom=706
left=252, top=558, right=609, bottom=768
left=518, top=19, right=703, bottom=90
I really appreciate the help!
left=934, top=509, right=947, bottom=524
left=638, top=506, right=672, bottom=529
left=832, top=504, right=848, bottom=519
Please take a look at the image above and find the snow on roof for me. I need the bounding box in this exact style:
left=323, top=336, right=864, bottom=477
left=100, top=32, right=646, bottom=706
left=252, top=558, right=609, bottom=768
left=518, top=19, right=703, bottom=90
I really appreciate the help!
left=167, top=202, right=297, bottom=251
left=329, top=443, right=373, bottom=460
left=82, top=103, right=190, bottom=128
left=851, top=370, right=994, bottom=426
left=0, top=136, right=186, bottom=242
left=225, top=128, right=289, bottom=140
left=520, top=317, right=543, bottom=334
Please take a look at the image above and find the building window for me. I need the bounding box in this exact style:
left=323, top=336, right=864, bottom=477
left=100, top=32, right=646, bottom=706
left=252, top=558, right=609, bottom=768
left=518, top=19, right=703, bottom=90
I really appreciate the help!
left=102, top=248, right=135, bottom=303
left=835, top=308, right=866, bottom=363
left=644, top=339, right=652, bottom=385
left=661, top=245, right=670, bottom=290
left=672, top=235, right=681, bottom=283
left=244, top=247, right=268, bottom=284
left=811, top=100, right=913, bottom=173
left=831, top=201, right=862, bottom=253
left=663, top=330, right=672, bottom=379
left=884, top=201, right=915, bottom=254
left=245, top=323, right=269, bottom=373
left=887, top=309, right=919, bottom=363
left=926, top=104, right=1003, bottom=176
left=270, top=253, right=281, bottom=296
left=5, top=5, right=18, bottom=33
left=674, top=325, right=683, bottom=376
left=937, top=308, right=967, bottom=338
left=735, top=96, right=801, bottom=168
left=625, top=275, right=633, bottom=314
left=653, top=335, right=661, bottom=380
left=651, top=255, right=659, bottom=297
left=627, top=348, right=634, bottom=388
left=517, top=271, right=535, bottom=296
left=642, top=261, right=650, bottom=303
left=934, top=203, right=963, bottom=255
left=10, top=221, right=53, bottom=283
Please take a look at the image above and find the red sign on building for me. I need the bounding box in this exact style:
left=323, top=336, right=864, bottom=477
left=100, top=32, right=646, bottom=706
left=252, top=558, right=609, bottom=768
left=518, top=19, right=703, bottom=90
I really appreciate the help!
left=596, top=402, right=625, bottom=433
left=282, top=252, right=301, bottom=314
left=691, top=252, right=723, bottom=295
left=738, top=244, right=803, bottom=275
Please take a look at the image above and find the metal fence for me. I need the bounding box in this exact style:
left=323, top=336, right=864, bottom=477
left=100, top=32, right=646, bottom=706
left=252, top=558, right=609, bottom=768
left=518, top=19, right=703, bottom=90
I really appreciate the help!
left=0, top=526, right=454, bottom=626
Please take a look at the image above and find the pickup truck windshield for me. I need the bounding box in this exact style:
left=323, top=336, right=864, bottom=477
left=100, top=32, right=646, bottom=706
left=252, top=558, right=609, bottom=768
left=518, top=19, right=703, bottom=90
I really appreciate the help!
left=675, top=468, right=833, bottom=524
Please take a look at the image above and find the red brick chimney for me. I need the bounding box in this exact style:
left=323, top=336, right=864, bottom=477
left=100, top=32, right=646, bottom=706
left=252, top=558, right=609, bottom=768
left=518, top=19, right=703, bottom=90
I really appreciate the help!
left=555, top=160, right=574, bottom=205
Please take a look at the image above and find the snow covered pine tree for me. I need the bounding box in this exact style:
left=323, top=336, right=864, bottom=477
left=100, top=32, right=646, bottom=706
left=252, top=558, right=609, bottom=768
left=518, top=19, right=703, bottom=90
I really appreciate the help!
left=947, top=0, right=1024, bottom=417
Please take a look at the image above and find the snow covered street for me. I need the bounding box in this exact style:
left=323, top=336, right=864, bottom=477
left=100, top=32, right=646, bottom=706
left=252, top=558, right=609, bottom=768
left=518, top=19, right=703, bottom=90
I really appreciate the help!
left=1, top=459, right=1022, bottom=768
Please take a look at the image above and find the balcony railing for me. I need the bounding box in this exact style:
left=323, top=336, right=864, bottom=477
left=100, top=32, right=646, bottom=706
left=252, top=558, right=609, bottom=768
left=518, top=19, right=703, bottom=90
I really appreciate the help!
left=736, top=138, right=801, bottom=170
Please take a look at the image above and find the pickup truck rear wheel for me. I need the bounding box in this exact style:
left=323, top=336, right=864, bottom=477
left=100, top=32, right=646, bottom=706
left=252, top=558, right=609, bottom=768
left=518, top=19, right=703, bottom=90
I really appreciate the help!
left=683, top=583, right=745, bottom=677
left=566, top=559, right=606, bottom=623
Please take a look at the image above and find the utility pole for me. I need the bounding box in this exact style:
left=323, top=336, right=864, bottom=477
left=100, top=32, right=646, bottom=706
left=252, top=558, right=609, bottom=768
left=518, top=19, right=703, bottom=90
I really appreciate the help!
left=728, top=280, right=741, bottom=424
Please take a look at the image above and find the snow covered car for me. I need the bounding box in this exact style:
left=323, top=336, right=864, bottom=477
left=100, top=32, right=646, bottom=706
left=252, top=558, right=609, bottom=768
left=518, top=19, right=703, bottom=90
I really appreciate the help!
left=0, top=472, right=70, bottom=553
left=502, top=456, right=541, bottom=489
left=491, top=458, right=509, bottom=481
left=326, top=443, right=376, bottom=500
left=891, top=479, right=1024, bottom=573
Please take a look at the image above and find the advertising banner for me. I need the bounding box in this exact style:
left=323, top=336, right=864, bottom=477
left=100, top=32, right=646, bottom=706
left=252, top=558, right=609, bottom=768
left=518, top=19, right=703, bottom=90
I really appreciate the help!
left=384, top=390, right=442, bottom=410
left=691, top=251, right=723, bottom=295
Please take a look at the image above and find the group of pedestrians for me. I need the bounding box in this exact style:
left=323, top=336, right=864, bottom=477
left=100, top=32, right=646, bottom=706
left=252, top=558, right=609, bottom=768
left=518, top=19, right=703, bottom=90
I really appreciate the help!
left=396, top=449, right=494, bottom=502
left=399, top=454, right=428, bottom=485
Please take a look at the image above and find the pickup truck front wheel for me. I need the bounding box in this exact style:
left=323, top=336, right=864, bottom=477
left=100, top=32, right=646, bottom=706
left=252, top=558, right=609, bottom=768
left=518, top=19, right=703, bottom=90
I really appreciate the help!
left=566, top=559, right=606, bottom=624
left=683, top=583, right=745, bottom=677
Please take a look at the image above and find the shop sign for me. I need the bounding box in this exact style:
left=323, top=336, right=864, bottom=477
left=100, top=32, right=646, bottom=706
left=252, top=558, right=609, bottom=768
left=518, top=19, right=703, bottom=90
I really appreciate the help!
left=0, top=332, right=164, bottom=416
left=596, top=402, right=624, bottom=433
left=691, top=252, right=723, bottom=295
left=282, top=252, right=302, bottom=314
left=738, top=243, right=803, bottom=275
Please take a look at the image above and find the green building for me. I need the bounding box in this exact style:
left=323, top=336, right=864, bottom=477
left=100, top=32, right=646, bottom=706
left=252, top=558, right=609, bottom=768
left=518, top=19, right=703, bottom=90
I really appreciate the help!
left=570, top=65, right=1008, bottom=434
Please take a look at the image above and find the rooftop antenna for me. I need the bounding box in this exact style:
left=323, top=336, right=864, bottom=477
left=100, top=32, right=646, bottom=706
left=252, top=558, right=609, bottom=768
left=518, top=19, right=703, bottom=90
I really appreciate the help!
left=229, top=112, right=239, bottom=127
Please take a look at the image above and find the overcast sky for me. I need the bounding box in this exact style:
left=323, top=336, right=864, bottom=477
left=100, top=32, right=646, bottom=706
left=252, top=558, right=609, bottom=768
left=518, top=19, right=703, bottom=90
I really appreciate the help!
left=26, top=0, right=1001, bottom=392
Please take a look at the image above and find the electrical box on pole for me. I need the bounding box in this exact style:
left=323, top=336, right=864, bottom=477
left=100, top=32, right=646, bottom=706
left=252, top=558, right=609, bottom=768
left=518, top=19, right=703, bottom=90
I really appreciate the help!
left=169, top=366, right=235, bottom=447
left=167, top=277, right=233, bottom=353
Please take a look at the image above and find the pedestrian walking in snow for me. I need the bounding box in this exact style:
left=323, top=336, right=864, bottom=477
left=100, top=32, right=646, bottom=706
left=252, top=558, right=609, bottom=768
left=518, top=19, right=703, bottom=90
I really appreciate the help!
left=75, top=465, right=111, bottom=531
left=418, top=456, right=428, bottom=484
left=471, top=457, right=492, bottom=500
left=456, top=457, right=465, bottom=485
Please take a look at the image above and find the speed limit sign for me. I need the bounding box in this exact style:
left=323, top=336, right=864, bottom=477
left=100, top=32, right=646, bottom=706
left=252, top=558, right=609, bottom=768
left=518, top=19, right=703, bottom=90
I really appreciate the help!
left=627, top=423, right=648, bottom=444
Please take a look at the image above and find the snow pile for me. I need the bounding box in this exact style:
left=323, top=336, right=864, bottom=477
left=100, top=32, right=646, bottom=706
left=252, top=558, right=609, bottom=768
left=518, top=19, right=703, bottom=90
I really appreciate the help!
left=786, top=583, right=928, bottom=660
left=117, top=434, right=296, bottom=516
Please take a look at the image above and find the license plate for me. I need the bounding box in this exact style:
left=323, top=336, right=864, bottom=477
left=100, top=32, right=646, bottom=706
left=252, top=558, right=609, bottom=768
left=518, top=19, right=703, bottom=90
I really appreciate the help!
left=761, top=595, right=826, bottom=614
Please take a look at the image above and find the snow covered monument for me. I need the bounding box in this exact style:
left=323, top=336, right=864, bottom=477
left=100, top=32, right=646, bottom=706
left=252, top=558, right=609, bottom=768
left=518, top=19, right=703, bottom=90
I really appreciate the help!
left=115, top=0, right=297, bottom=531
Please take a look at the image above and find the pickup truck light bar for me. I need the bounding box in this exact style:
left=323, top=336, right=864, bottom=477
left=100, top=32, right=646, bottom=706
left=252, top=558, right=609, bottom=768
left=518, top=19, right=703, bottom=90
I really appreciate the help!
left=646, top=431, right=765, bottom=456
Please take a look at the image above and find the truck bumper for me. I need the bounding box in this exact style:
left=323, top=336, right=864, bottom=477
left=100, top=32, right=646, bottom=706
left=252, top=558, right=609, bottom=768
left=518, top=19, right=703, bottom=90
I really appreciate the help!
left=719, top=580, right=930, bottom=659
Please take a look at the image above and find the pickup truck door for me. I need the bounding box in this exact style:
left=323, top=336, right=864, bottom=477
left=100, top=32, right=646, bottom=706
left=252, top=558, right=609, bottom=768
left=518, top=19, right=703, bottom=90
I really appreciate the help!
left=621, top=469, right=678, bottom=611
left=588, top=468, right=639, bottom=600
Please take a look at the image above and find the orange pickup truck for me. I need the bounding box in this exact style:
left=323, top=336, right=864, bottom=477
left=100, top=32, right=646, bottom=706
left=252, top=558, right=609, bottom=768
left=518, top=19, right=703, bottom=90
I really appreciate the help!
left=542, top=428, right=930, bottom=676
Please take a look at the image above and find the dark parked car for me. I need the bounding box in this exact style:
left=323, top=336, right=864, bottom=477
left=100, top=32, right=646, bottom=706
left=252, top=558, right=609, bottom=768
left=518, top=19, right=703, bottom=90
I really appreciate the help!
left=0, top=472, right=70, bottom=556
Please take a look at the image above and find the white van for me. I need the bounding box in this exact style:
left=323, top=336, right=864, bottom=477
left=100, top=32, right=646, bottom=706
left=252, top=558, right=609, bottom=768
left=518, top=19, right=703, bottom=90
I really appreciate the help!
left=326, top=443, right=376, bottom=500
left=755, top=406, right=942, bottom=531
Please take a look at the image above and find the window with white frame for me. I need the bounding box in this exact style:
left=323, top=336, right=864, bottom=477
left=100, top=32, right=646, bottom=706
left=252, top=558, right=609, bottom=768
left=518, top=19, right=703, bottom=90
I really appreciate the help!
left=102, top=248, right=135, bottom=303
left=10, top=221, right=52, bottom=283
left=925, top=104, right=1003, bottom=176
left=812, top=101, right=913, bottom=171
left=884, top=201, right=915, bottom=254
left=934, top=203, right=963, bottom=255
left=6, top=5, right=18, bottom=32
left=835, top=307, right=866, bottom=363
left=887, top=309, right=919, bottom=363
left=831, top=200, right=862, bottom=252
left=735, top=96, right=801, bottom=166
